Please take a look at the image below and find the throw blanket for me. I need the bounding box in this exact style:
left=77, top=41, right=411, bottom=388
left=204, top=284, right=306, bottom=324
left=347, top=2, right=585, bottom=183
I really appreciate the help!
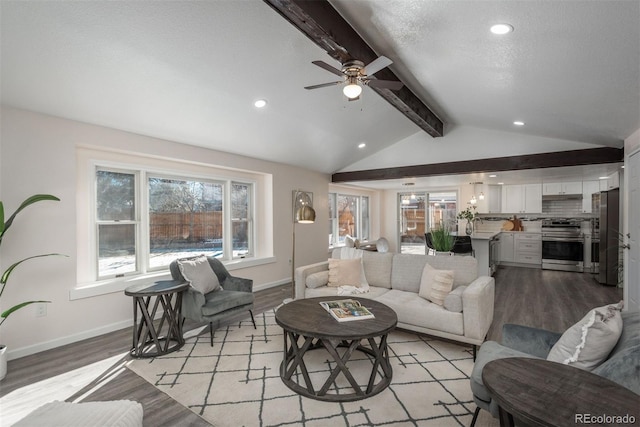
left=336, top=247, right=370, bottom=295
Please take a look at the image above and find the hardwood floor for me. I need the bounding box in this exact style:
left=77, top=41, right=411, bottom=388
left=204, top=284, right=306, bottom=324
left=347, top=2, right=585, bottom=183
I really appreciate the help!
left=0, top=267, right=622, bottom=426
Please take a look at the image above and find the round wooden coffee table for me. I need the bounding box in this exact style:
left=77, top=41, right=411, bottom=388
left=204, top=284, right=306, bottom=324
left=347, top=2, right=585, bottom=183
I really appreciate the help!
left=483, top=357, right=640, bottom=427
left=275, top=297, right=397, bottom=402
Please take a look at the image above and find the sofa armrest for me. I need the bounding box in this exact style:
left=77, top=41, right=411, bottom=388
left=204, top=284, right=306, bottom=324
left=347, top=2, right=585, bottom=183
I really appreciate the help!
left=462, top=275, right=495, bottom=342
left=501, top=324, right=562, bottom=358
left=182, top=286, right=207, bottom=321
left=294, top=260, right=329, bottom=299
left=222, top=276, right=253, bottom=293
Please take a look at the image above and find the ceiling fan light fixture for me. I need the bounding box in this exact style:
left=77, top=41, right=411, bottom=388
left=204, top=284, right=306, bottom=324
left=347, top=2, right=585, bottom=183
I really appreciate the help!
left=343, top=77, right=362, bottom=99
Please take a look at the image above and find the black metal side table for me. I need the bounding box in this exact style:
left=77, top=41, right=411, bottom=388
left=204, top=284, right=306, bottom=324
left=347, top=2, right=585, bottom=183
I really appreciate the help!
left=124, top=280, right=189, bottom=358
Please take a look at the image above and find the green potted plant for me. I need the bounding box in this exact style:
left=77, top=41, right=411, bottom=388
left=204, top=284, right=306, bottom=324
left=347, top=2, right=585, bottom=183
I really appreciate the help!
left=429, top=225, right=455, bottom=253
left=0, top=194, right=64, bottom=381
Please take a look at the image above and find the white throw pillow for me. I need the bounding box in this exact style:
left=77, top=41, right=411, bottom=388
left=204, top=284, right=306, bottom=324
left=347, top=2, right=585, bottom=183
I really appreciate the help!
left=328, top=258, right=362, bottom=287
left=419, top=263, right=455, bottom=306
left=547, top=301, right=624, bottom=371
left=178, top=256, right=221, bottom=294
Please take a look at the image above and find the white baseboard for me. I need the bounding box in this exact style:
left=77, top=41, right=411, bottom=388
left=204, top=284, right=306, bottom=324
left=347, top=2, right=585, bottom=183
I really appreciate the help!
left=7, top=318, right=134, bottom=361
left=253, top=278, right=289, bottom=292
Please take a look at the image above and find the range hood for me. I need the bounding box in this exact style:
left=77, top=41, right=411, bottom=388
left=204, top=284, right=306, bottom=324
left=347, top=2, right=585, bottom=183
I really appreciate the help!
left=542, top=194, right=583, bottom=201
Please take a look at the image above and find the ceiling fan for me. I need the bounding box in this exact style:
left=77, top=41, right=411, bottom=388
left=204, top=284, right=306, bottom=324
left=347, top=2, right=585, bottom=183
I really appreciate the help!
left=304, top=56, right=403, bottom=100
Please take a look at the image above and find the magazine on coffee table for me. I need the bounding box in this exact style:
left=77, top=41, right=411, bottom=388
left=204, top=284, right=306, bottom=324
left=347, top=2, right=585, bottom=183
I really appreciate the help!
left=319, top=299, right=375, bottom=322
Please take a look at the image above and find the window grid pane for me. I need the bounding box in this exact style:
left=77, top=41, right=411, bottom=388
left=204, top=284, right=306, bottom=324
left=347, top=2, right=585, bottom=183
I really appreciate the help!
left=148, top=177, right=224, bottom=268
left=98, top=223, right=136, bottom=276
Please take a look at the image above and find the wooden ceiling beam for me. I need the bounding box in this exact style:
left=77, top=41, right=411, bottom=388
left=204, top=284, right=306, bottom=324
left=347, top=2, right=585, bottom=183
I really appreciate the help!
left=331, top=147, right=624, bottom=182
left=263, top=0, right=444, bottom=138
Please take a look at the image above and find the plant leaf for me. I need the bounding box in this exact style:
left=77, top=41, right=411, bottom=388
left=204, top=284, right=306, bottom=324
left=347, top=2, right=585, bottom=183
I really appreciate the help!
left=0, top=301, right=50, bottom=325
left=0, top=202, right=4, bottom=234
left=0, top=195, right=60, bottom=243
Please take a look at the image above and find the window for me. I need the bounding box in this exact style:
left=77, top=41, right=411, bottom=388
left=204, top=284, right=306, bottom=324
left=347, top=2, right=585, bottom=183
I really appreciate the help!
left=96, top=166, right=253, bottom=279
left=328, top=193, right=369, bottom=246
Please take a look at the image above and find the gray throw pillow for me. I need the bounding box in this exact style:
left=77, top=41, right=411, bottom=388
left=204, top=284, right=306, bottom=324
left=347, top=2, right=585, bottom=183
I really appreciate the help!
left=178, top=255, right=221, bottom=294
left=443, top=285, right=466, bottom=313
left=547, top=301, right=624, bottom=371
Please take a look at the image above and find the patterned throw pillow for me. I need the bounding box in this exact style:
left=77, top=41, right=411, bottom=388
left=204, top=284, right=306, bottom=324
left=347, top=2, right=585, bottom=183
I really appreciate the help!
left=327, top=258, right=362, bottom=287
left=178, top=255, right=221, bottom=294
left=419, top=263, right=455, bottom=306
left=547, top=301, right=624, bottom=371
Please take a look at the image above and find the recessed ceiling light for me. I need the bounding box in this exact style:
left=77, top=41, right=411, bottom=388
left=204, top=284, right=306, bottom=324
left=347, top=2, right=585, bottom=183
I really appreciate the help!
left=489, top=174, right=497, bottom=178
left=254, top=99, right=267, bottom=108
left=498, top=182, right=504, bottom=185
left=490, top=24, right=514, bottom=35
left=513, top=121, right=525, bottom=126
left=358, top=143, right=366, bottom=149
left=599, top=176, right=608, bottom=180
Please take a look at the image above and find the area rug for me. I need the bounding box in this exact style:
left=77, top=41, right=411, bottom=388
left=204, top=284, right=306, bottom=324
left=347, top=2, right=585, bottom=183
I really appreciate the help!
left=127, top=310, right=482, bottom=427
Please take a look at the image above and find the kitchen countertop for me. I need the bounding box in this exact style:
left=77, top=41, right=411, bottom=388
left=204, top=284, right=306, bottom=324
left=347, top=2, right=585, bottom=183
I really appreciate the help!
left=470, top=230, right=542, bottom=240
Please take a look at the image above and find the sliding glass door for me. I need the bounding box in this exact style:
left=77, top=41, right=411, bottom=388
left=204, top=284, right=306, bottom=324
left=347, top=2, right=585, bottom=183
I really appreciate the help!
left=398, top=191, right=457, bottom=254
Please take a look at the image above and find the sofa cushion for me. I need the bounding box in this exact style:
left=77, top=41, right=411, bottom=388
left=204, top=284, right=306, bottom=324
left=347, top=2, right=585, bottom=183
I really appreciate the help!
left=306, top=271, right=329, bottom=289
left=547, top=301, right=624, bottom=371
left=305, top=285, right=390, bottom=300
left=391, top=254, right=428, bottom=293
left=425, top=255, right=478, bottom=288
left=328, top=258, right=361, bottom=287
left=375, top=289, right=463, bottom=336
left=362, top=251, right=394, bottom=288
left=418, top=263, right=454, bottom=305
left=178, top=255, right=221, bottom=294
left=201, top=290, right=253, bottom=316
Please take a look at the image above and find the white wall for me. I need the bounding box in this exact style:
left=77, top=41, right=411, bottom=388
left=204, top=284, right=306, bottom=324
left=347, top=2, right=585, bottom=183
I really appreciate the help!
left=0, top=107, right=330, bottom=359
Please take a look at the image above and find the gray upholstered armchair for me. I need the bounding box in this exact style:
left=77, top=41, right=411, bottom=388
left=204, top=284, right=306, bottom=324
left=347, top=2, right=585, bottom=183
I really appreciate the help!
left=169, top=256, right=256, bottom=346
left=469, top=310, right=640, bottom=426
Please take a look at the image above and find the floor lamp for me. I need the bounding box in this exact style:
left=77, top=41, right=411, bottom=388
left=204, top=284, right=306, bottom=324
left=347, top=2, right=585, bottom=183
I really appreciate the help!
left=285, top=190, right=316, bottom=303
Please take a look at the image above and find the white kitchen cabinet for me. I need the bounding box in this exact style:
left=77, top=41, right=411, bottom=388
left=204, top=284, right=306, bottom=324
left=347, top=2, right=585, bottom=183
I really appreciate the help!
left=514, top=233, right=542, bottom=265
left=499, top=232, right=515, bottom=263
left=476, top=184, right=502, bottom=214
left=502, top=184, right=542, bottom=214
left=606, top=171, right=620, bottom=190
left=582, top=180, right=600, bottom=213
left=543, top=181, right=582, bottom=195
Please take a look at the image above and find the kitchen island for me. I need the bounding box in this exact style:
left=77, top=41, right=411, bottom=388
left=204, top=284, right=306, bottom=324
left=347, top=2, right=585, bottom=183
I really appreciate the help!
left=470, top=231, right=501, bottom=276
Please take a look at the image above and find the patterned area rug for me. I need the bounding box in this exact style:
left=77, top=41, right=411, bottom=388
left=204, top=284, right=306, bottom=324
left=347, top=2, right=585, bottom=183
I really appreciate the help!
left=127, top=310, right=488, bottom=427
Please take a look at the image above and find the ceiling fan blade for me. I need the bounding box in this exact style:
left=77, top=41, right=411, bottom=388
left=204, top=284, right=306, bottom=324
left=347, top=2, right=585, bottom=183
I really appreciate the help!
left=304, top=81, right=343, bottom=90
left=365, top=79, right=404, bottom=91
left=364, top=56, right=393, bottom=76
left=311, top=60, right=344, bottom=77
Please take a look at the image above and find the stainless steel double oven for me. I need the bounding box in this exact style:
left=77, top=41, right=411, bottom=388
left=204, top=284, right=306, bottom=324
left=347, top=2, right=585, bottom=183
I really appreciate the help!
left=541, top=219, right=585, bottom=272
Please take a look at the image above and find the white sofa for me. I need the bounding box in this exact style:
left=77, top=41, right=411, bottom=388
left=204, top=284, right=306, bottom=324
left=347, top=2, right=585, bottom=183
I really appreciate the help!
left=295, top=248, right=495, bottom=351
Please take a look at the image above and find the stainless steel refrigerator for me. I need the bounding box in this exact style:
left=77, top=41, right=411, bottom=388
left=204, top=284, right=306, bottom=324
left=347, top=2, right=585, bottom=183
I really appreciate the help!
left=597, top=189, right=620, bottom=286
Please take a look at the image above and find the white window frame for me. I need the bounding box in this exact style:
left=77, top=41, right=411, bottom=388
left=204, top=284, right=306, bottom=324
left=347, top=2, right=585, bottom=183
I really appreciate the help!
left=328, top=192, right=370, bottom=247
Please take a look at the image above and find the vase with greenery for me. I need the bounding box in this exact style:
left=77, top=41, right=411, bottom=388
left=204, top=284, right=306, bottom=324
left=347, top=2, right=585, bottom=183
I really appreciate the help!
left=429, top=225, right=455, bottom=253
left=457, top=206, right=479, bottom=235
left=0, top=194, right=64, bottom=380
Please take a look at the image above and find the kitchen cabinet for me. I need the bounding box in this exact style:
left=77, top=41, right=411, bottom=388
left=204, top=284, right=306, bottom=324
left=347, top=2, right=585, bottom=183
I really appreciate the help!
left=502, top=184, right=542, bottom=214
left=499, top=233, right=515, bottom=263
left=543, top=181, right=582, bottom=195
left=582, top=180, right=600, bottom=213
left=605, top=171, right=620, bottom=190
left=476, top=184, right=502, bottom=214
left=514, top=233, right=542, bottom=265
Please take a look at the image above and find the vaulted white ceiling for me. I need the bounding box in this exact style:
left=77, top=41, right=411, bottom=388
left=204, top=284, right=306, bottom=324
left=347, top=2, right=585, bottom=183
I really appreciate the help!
left=1, top=1, right=638, bottom=186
